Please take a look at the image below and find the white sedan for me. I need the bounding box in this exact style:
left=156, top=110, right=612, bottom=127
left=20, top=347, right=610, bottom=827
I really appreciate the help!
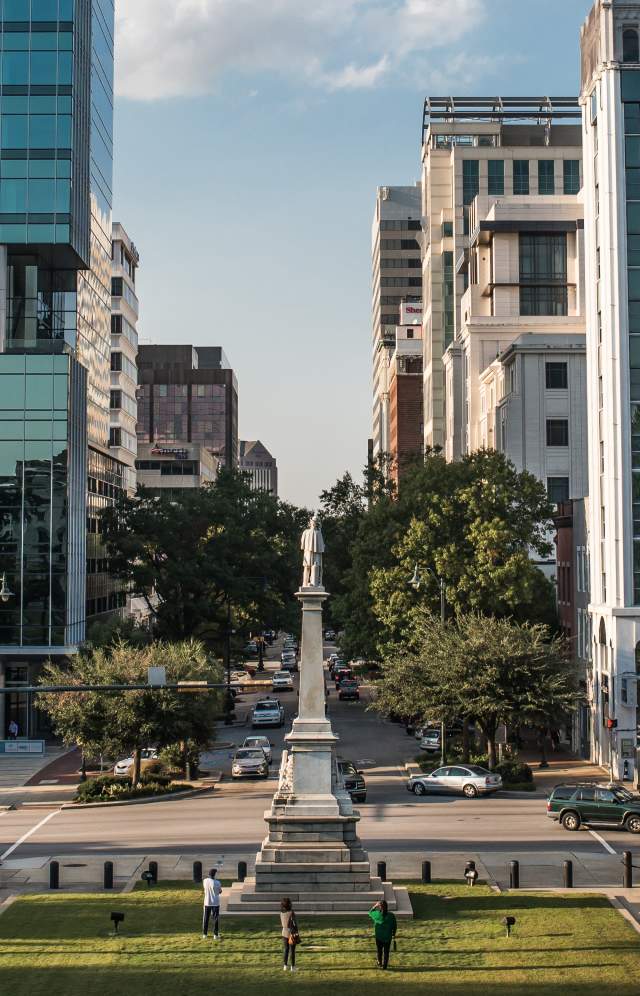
left=407, top=764, right=502, bottom=799
left=272, top=670, right=294, bottom=691
left=113, top=748, right=159, bottom=777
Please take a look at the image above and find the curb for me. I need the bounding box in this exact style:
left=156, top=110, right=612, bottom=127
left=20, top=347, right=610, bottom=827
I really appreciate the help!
left=64, top=783, right=218, bottom=810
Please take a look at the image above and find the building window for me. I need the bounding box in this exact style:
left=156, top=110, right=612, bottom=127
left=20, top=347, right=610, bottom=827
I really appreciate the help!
left=109, top=428, right=122, bottom=447
left=513, top=160, right=530, bottom=195
left=538, top=160, right=556, bottom=195
left=463, top=160, right=479, bottom=205
left=547, top=477, right=570, bottom=504
left=110, top=390, right=121, bottom=409
left=546, top=419, right=569, bottom=446
left=563, top=160, right=580, bottom=195
left=443, top=251, right=455, bottom=347
left=545, top=361, right=568, bottom=389
left=488, top=159, right=504, bottom=196
left=442, top=221, right=453, bottom=237
left=519, top=233, right=568, bottom=315
left=624, top=28, right=640, bottom=63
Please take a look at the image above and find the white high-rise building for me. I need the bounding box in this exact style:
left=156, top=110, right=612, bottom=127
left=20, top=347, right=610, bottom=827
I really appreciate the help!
left=580, top=0, right=640, bottom=777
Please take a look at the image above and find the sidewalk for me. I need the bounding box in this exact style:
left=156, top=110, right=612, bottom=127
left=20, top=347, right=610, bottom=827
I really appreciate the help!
left=0, top=746, right=75, bottom=807
left=526, top=755, right=611, bottom=796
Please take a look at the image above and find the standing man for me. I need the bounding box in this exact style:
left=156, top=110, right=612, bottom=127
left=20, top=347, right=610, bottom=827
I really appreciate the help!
left=8, top=719, right=18, bottom=740
left=202, top=867, right=223, bottom=941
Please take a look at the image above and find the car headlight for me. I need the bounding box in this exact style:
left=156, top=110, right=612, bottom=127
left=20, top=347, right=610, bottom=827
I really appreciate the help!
left=232, top=765, right=241, bottom=773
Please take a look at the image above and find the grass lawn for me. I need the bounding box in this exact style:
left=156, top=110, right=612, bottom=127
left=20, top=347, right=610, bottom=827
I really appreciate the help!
left=1, top=881, right=640, bottom=995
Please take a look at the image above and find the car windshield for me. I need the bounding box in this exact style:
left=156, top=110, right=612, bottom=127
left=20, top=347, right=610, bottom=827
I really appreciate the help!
left=340, top=763, right=357, bottom=776
left=255, top=702, right=276, bottom=711
left=244, top=739, right=266, bottom=747
left=236, top=750, right=264, bottom=759
left=275, top=672, right=290, bottom=679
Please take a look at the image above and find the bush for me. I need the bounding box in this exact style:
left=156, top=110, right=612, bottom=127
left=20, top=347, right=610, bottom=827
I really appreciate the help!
left=74, top=773, right=185, bottom=803
left=76, top=775, right=130, bottom=801
left=495, top=760, right=534, bottom=785
left=140, top=770, right=171, bottom=787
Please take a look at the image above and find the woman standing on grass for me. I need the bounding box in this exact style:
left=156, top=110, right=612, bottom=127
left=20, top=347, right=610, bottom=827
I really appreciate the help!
left=280, top=897, right=300, bottom=972
left=368, top=899, right=397, bottom=970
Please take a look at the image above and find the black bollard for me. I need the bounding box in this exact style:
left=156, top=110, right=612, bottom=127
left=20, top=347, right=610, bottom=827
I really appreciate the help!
left=421, top=860, right=432, bottom=884
left=49, top=860, right=60, bottom=890
left=562, top=859, right=573, bottom=889
left=238, top=860, right=247, bottom=883
left=103, top=860, right=114, bottom=890
left=193, top=861, right=202, bottom=883
left=509, top=860, right=520, bottom=890
left=148, top=860, right=158, bottom=884
left=377, top=861, right=387, bottom=882
left=623, top=850, right=633, bottom=889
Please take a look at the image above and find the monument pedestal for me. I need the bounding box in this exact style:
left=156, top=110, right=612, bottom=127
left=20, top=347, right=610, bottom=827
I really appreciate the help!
left=226, top=577, right=412, bottom=917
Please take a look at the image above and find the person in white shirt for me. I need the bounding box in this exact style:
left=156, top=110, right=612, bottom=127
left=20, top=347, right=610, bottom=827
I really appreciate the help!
left=202, top=868, right=223, bottom=940
left=8, top=719, right=18, bottom=739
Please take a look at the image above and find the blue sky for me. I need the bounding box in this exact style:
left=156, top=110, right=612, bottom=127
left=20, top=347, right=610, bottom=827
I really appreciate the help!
left=113, top=0, right=591, bottom=508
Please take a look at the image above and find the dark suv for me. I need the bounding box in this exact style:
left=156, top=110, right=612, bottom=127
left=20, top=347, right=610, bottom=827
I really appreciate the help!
left=547, top=782, right=640, bottom=833
left=338, top=759, right=367, bottom=803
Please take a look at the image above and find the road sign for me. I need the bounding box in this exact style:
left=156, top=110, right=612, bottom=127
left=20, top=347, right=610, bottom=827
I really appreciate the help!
left=147, top=666, right=166, bottom=687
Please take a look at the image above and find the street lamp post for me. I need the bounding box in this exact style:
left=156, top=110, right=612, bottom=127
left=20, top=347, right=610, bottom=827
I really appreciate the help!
left=410, top=563, right=446, bottom=765
left=224, top=598, right=233, bottom=726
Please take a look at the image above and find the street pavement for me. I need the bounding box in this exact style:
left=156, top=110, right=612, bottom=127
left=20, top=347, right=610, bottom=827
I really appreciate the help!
left=2, top=640, right=640, bottom=891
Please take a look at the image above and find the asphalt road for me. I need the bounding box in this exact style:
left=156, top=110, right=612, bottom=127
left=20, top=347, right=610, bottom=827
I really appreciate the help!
left=1, top=641, right=640, bottom=865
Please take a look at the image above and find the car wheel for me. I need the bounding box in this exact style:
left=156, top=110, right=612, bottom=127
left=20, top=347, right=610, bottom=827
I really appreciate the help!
left=561, top=811, right=580, bottom=831
left=626, top=814, right=640, bottom=834
left=413, top=782, right=427, bottom=796
left=463, top=784, right=478, bottom=799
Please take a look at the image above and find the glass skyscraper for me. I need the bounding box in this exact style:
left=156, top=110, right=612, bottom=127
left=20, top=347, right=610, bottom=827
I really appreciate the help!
left=0, top=1, right=121, bottom=736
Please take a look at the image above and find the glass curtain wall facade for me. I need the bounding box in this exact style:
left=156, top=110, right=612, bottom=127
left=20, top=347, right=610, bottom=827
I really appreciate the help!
left=519, top=234, right=568, bottom=316
left=0, top=1, right=119, bottom=734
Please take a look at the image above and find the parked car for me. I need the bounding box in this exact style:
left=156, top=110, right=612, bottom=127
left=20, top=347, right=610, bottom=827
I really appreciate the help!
left=418, top=729, right=442, bottom=753
left=407, top=765, right=503, bottom=798
left=338, top=678, right=360, bottom=701
left=338, top=758, right=367, bottom=803
left=230, top=670, right=253, bottom=684
left=243, top=642, right=259, bottom=657
left=113, top=748, right=160, bottom=777
left=281, top=655, right=298, bottom=672
left=547, top=783, right=640, bottom=833
left=231, top=747, right=269, bottom=779
left=251, top=698, right=285, bottom=729
left=241, top=736, right=272, bottom=764
left=272, top=670, right=294, bottom=692
left=328, top=655, right=345, bottom=674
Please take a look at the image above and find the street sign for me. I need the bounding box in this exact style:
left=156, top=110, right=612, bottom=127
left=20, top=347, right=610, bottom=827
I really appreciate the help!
left=147, top=666, right=166, bottom=687
left=621, top=738, right=635, bottom=759
left=496, top=723, right=508, bottom=745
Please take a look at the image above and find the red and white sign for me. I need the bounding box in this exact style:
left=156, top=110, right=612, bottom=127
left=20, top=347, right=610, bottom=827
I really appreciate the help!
left=400, top=302, right=422, bottom=324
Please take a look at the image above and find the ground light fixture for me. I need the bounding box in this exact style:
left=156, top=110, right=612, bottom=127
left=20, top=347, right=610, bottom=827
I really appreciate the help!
left=0, top=573, right=14, bottom=603
left=502, top=916, right=516, bottom=937
left=464, top=860, right=479, bottom=886
left=140, top=870, right=155, bottom=887
left=110, top=911, right=125, bottom=934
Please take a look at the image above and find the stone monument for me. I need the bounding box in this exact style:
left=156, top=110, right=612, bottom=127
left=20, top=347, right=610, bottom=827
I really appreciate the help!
left=226, top=516, right=412, bottom=916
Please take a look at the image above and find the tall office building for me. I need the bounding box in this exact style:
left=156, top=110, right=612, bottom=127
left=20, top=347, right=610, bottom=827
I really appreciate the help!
left=136, top=345, right=238, bottom=470
left=110, top=223, right=139, bottom=496
left=580, top=0, right=640, bottom=777
left=371, top=184, right=422, bottom=460
left=0, top=1, right=121, bottom=737
left=420, top=98, right=584, bottom=452
left=239, top=439, right=278, bottom=495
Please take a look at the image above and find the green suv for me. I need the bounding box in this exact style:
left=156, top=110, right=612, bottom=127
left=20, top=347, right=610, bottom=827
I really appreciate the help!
left=547, top=783, right=640, bottom=833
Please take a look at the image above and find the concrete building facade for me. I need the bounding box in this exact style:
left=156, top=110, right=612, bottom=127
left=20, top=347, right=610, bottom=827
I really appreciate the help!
left=239, top=440, right=278, bottom=495
left=371, top=185, right=422, bottom=460
left=580, top=0, right=640, bottom=779
left=420, top=98, right=584, bottom=452
left=110, top=223, right=139, bottom=496
left=387, top=322, right=423, bottom=487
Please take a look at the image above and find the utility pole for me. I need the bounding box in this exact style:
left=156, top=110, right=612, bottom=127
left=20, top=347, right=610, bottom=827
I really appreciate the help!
left=224, top=598, right=233, bottom=726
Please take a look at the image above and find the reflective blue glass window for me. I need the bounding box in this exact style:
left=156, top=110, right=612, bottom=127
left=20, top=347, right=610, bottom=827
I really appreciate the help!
left=57, top=32, right=73, bottom=51
left=56, top=160, right=71, bottom=178
left=2, top=52, right=29, bottom=85
left=31, top=0, right=60, bottom=19
left=31, top=33, right=61, bottom=51
left=55, top=224, right=70, bottom=242
left=30, top=52, right=58, bottom=84
left=1, top=160, right=28, bottom=178
left=29, top=116, right=57, bottom=148
left=0, top=179, right=27, bottom=213
left=0, top=224, right=27, bottom=241
left=27, top=223, right=55, bottom=241
left=28, top=179, right=56, bottom=212
left=60, top=0, right=74, bottom=16
left=3, top=0, right=31, bottom=18
left=1, top=116, right=28, bottom=148
left=30, top=96, right=57, bottom=113
left=58, top=52, right=72, bottom=84
left=57, top=96, right=72, bottom=113
left=2, top=33, right=30, bottom=51
left=55, top=179, right=70, bottom=212
left=1, top=96, right=28, bottom=113
left=28, top=160, right=55, bottom=178
left=57, top=115, right=72, bottom=146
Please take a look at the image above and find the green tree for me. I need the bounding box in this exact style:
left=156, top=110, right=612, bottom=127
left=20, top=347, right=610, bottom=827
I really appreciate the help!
left=37, top=640, right=222, bottom=783
left=375, top=611, right=579, bottom=768
left=101, top=469, right=307, bottom=649
left=334, top=450, right=557, bottom=657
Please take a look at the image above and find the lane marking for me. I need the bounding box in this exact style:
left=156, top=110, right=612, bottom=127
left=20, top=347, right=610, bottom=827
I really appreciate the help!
left=589, top=829, right=617, bottom=854
left=0, top=808, right=61, bottom=862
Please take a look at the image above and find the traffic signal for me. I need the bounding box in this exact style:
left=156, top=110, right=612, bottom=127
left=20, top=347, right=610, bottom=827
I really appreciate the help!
left=606, top=717, right=618, bottom=730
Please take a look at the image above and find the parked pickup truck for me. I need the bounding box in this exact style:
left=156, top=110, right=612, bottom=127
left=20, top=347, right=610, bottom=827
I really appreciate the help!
left=251, top=698, right=285, bottom=729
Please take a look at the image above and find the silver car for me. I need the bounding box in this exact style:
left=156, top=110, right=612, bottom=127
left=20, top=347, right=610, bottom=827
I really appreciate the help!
left=407, top=764, right=502, bottom=799
left=241, top=736, right=272, bottom=764
left=231, top=748, right=269, bottom=779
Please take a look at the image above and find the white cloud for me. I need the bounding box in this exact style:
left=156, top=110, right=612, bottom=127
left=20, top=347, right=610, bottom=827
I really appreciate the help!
left=115, top=0, right=487, bottom=101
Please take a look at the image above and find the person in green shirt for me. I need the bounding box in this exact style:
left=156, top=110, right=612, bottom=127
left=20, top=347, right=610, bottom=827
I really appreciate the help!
left=368, top=900, right=397, bottom=969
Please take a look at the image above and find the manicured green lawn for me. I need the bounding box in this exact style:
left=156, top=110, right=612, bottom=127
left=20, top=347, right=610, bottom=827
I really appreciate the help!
left=1, top=881, right=639, bottom=995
